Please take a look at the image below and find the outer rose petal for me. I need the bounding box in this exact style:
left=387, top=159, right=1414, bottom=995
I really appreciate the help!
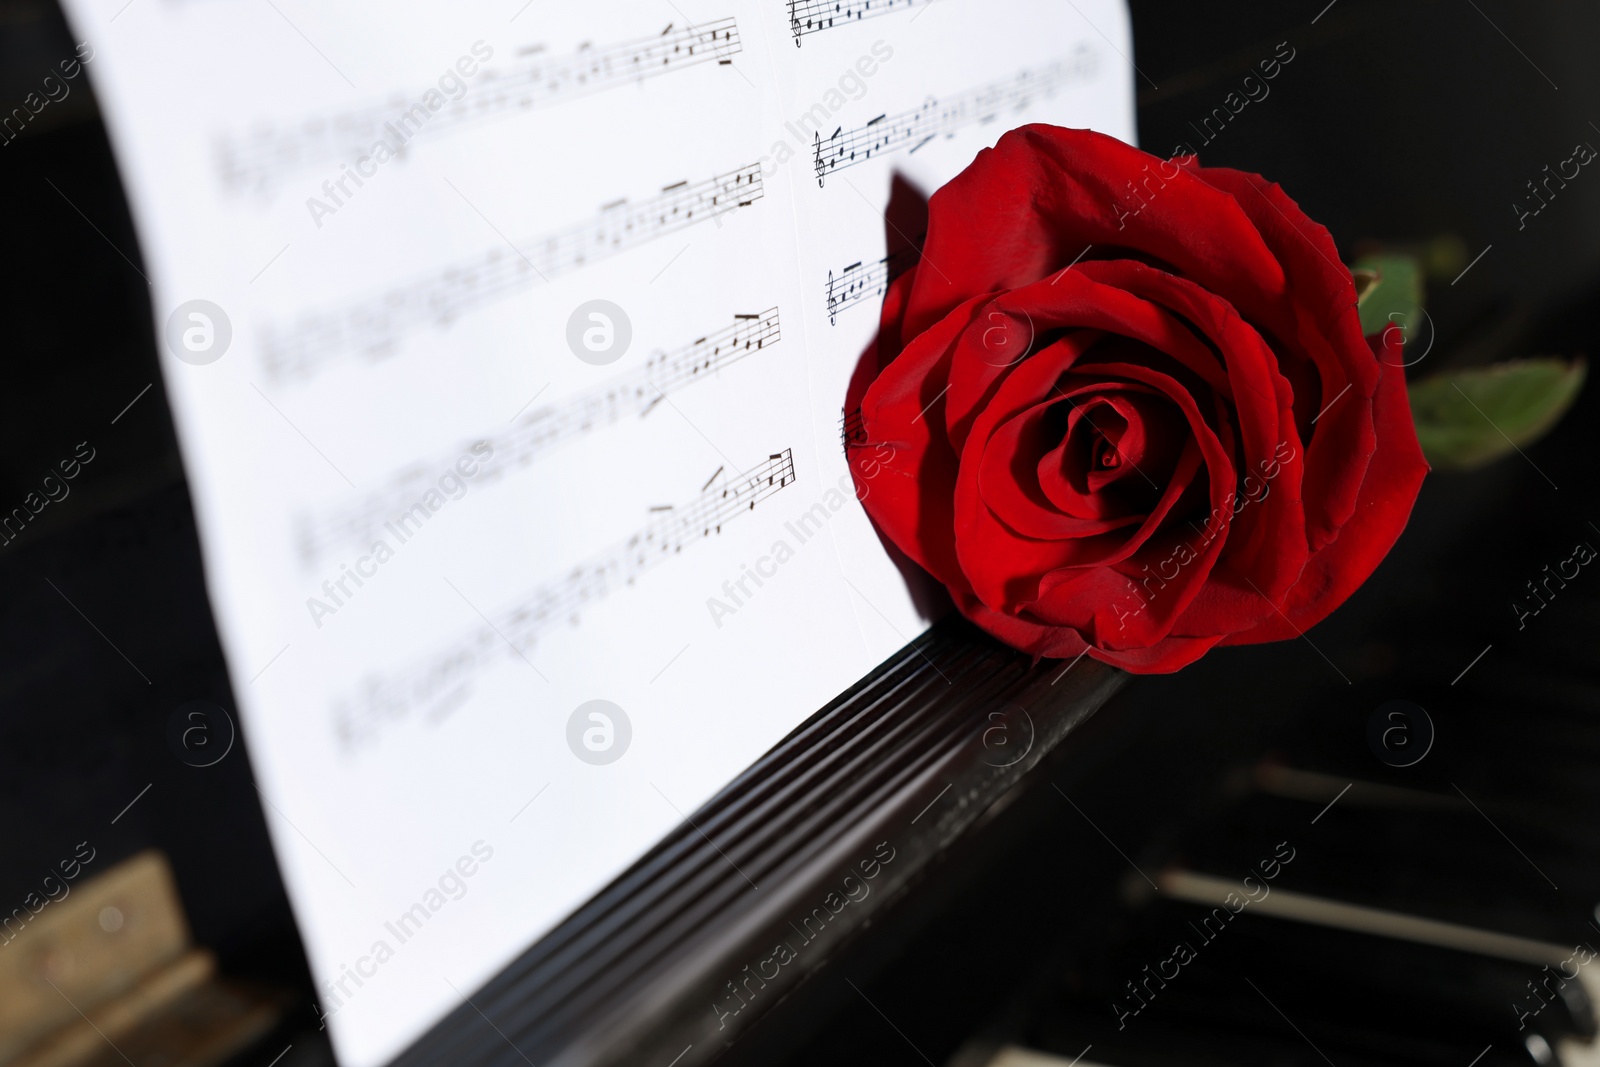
left=1090, top=632, right=1224, bottom=672
left=1220, top=330, right=1428, bottom=645
left=957, top=581, right=1224, bottom=672
left=848, top=294, right=993, bottom=593
left=1186, top=165, right=1378, bottom=552
left=953, top=588, right=1088, bottom=659
left=902, top=126, right=1292, bottom=345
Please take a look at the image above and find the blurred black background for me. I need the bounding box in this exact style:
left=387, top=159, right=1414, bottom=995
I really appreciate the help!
left=1, top=0, right=1597, bottom=1064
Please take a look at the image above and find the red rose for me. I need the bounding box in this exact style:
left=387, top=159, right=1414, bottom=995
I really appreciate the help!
left=845, top=125, right=1428, bottom=673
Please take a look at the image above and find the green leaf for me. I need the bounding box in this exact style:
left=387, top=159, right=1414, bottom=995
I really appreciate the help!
left=1352, top=253, right=1422, bottom=339
left=1408, top=358, right=1588, bottom=470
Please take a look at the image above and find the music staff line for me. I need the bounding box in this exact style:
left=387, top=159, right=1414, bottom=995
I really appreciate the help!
left=216, top=19, right=744, bottom=193
left=295, top=308, right=783, bottom=565
left=826, top=243, right=918, bottom=323
left=787, top=0, right=944, bottom=45
left=260, top=163, right=765, bottom=382
left=811, top=46, right=1101, bottom=186
left=332, top=448, right=798, bottom=753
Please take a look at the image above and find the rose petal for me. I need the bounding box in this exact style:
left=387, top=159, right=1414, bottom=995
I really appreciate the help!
left=1067, top=259, right=1311, bottom=629
left=1089, top=632, right=1224, bottom=672
left=1188, top=165, right=1378, bottom=552
left=945, top=271, right=1234, bottom=455
left=849, top=294, right=993, bottom=593
left=977, top=386, right=1177, bottom=539
left=1220, top=329, right=1428, bottom=644
left=952, top=580, right=1225, bottom=672
left=904, top=126, right=1292, bottom=347
left=954, top=350, right=1235, bottom=628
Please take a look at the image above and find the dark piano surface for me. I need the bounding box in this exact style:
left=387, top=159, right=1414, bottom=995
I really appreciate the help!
left=734, top=399, right=1600, bottom=1066
left=3, top=1, right=1599, bottom=1066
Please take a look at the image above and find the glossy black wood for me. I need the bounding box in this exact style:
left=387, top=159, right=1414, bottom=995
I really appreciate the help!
left=392, top=622, right=1123, bottom=1067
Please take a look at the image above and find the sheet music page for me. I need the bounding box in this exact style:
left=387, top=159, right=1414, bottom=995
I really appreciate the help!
left=57, top=1, right=1133, bottom=1063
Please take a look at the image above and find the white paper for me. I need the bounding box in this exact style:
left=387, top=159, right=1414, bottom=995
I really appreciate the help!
left=58, top=1, right=1134, bottom=1062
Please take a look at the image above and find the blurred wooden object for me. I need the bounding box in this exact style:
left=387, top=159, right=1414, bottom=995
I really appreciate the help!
left=0, top=851, right=288, bottom=1067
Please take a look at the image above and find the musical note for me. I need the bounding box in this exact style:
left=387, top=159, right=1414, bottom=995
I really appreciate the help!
left=216, top=19, right=744, bottom=193
left=786, top=0, right=942, bottom=44
left=295, top=308, right=782, bottom=565
left=332, top=448, right=798, bottom=752
left=260, top=164, right=765, bottom=382
left=811, top=48, right=1100, bottom=186
left=825, top=243, right=918, bottom=324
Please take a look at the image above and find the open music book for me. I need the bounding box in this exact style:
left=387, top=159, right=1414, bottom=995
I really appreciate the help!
left=59, top=1, right=1134, bottom=1062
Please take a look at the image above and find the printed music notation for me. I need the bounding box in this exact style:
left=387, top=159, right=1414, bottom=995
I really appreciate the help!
left=811, top=47, right=1100, bottom=186
left=332, top=448, right=798, bottom=752
left=787, top=0, right=939, bottom=45
left=825, top=244, right=917, bottom=324
left=840, top=408, right=866, bottom=450
left=296, top=308, right=783, bottom=565
left=260, top=164, right=765, bottom=382
left=215, top=20, right=743, bottom=192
